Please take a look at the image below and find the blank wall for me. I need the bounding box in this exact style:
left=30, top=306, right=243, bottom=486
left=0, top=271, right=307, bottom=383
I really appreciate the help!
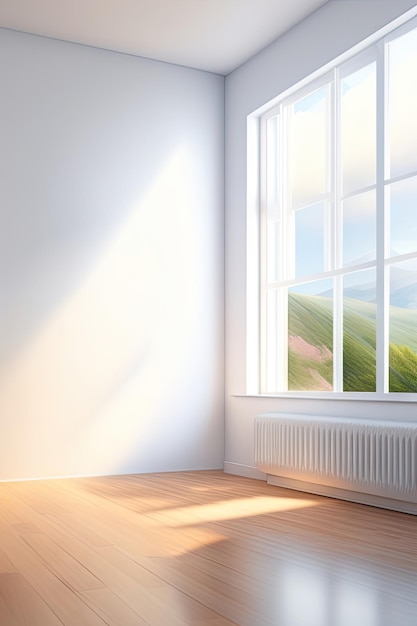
left=0, top=28, right=225, bottom=480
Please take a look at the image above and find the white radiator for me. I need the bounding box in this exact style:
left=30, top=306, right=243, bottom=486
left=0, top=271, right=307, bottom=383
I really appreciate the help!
left=255, top=414, right=417, bottom=503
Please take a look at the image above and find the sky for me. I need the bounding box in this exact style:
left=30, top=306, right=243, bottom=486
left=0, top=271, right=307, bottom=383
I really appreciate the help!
left=275, top=25, right=417, bottom=307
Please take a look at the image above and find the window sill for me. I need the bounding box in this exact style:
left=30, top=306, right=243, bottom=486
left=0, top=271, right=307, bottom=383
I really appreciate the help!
left=230, top=392, right=417, bottom=403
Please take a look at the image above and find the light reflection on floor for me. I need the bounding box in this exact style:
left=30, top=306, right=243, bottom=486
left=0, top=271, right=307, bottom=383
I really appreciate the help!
left=17, top=471, right=415, bottom=626
left=149, top=490, right=417, bottom=626
left=150, top=494, right=318, bottom=526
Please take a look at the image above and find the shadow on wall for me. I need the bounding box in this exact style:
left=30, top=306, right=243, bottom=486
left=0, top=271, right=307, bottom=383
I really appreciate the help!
left=0, top=146, right=210, bottom=479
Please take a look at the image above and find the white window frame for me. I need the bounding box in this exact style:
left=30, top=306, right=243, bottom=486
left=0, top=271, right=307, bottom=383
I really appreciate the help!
left=253, top=11, right=417, bottom=401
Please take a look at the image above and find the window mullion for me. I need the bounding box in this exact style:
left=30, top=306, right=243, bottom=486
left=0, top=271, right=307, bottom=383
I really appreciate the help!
left=279, top=106, right=289, bottom=391
left=333, top=68, right=343, bottom=392
left=259, top=117, right=268, bottom=393
left=376, top=41, right=387, bottom=394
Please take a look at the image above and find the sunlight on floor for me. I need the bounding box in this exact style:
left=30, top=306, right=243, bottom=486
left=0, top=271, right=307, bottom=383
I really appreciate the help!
left=152, top=494, right=318, bottom=526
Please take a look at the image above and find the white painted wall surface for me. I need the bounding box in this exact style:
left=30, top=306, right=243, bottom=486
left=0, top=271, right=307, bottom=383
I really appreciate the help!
left=0, top=29, right=224, bottom=480
left=225, top=0, right=417, bottom=477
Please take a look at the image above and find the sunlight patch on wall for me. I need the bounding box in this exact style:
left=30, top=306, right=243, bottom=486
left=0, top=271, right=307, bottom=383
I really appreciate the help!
left=0, top=146, right=202, bottom=478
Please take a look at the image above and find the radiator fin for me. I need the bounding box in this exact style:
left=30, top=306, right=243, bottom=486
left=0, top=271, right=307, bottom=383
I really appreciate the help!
left=255, top=416, right=417, bottom=502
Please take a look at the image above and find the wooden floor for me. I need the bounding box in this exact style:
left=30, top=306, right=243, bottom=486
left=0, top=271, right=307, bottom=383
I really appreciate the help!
left=0, top=471, right=416, bottom=626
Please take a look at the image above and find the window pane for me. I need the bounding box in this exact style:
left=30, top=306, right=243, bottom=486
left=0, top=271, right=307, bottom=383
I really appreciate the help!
left=288, top=280, right=333, bottom=391
left=343, top=270, right=376, bottom=391
left=342, top=191, right=376, bottom=266
left=341, top=63, right=376, bottom=194
left=267, top=219, right=279, bottom=283
left=265, top=289, right=279, bottom=392
left=266, top=116, right=279, bottom=211
left=293, top=202, right=325, bottom=278
left=287, top=87, right=329, bottom=207
left=266, top=116, right=281, bottom=283
left=389, top=260, right=417, bottom=392
left=387, top=27, right=417, bottom=178
left=387, top=175, right=417, bottom=257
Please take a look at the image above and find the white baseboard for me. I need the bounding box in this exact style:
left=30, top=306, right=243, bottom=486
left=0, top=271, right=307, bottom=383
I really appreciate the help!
left=223, top=461, right=267, bottom=481
left=267, top=474, right=417, bottom=516
left=0, top=471, right=119, bottom=483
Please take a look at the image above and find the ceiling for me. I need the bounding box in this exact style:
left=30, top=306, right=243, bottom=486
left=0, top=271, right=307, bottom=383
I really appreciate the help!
left=0, top=0, right=329, bottom=75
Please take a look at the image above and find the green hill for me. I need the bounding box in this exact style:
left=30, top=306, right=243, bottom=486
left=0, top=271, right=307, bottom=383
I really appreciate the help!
left=288, top=293, right=333, bottom=391
left=288, top=292, right=417, bottom=392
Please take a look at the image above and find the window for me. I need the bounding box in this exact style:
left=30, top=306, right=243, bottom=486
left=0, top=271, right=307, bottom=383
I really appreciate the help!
left=259, top=17, right=417, bottom=396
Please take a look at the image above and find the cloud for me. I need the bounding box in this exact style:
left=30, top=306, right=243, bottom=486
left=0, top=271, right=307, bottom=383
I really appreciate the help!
left=285, top=31, right=417, bottom=209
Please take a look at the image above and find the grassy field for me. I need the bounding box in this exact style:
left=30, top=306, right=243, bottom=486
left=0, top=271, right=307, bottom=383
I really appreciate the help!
left=288, top=292, right=417, bottom=392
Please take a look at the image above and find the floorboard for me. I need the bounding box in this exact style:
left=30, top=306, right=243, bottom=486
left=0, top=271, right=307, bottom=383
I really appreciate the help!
left=0, top=471, right=416, bottom=625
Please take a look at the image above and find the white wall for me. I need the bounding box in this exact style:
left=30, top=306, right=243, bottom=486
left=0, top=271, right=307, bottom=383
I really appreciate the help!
left=225, top=0, right=417, bottom=477
left=0, top=28, right=225, bottom=480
